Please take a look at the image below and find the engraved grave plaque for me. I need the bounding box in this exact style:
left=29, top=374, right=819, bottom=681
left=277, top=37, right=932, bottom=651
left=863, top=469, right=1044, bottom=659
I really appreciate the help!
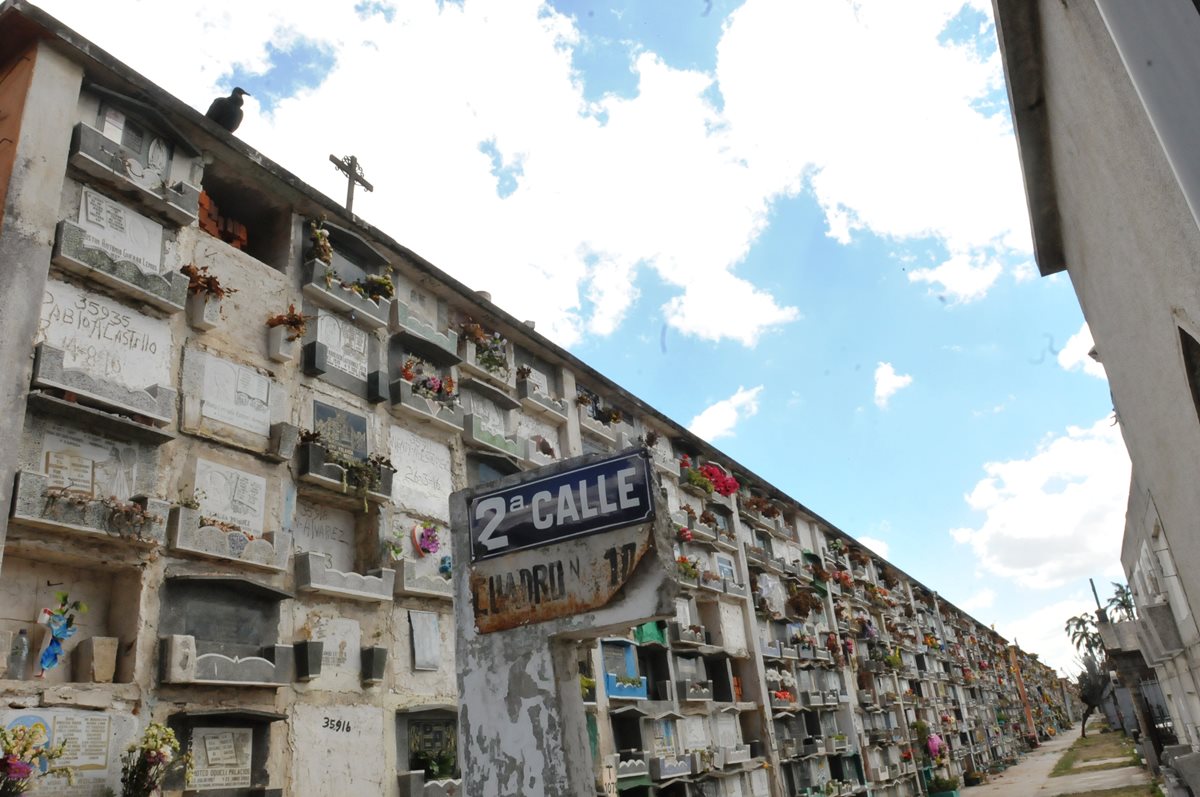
left=316, top=311, right=369, bottom=381
left=194, top=459, right=267, bottom=536
left=191, top=727, right=252, bottom=790
left=77, top=187, right=164, bottom=275
left=199, top=352, right=272, bottom=436
left=389, top=426, right=451, bottom=522
left=292, top=500, right=356, bottom=574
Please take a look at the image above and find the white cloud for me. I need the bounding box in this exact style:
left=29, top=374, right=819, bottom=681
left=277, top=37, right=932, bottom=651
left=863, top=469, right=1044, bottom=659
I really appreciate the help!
left=958, top=587, right=996, bottom=612
left=1058, top=322, right=1107, bottom=380
left=995, top=593, right=1098, bottom=676
left=951, top=417, right=1131, bottom=590
left=856, top=536, right=890, bottom=558
left=719, top=0, right=1031, bottom=293
left=36, top=0, right=1027, bottom=349
left=688, top=385, right=764, bottom=441
left=1012, top=260, right=1038, bottom=283
left=873, top=362, right=913, bottom=408
left=907, top=252, right=1004, bottom=303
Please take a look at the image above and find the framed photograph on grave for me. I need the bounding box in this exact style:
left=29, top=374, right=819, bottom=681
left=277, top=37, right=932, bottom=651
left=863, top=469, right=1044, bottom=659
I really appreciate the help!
left=716, top=555, right=735, bottom=582
left=312, top=400, right=368, bottom=461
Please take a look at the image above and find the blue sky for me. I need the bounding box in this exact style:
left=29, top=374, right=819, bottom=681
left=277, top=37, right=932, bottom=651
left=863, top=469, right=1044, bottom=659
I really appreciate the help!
left=42, top=0, right=1128, bottom=672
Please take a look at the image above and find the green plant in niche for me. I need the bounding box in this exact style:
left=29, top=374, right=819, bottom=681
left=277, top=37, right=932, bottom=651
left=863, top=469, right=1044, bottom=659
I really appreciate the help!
left=928, top=775, right=959, bottom=792
left=579, top=675, right=596, bottom=698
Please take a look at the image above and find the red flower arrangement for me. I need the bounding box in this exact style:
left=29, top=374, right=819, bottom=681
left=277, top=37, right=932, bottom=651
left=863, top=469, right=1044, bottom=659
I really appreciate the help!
left=698, top=463, right=739, bottom=497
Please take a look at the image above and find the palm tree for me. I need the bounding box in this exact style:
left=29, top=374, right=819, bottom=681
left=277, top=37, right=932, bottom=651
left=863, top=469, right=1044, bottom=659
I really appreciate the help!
left=1064, top=614, right=1101, bottom=657
left=1107, top=583, right=1135, bottom=621
left=1076, top=654, right=1110, bottom=737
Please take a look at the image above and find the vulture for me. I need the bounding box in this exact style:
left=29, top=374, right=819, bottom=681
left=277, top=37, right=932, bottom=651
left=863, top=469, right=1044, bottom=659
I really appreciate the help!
left=205, top=88, right=250, bottom=133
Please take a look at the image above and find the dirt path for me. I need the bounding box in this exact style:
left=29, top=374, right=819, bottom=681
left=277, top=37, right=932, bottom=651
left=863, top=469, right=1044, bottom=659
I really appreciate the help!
left=967, top=727, right=1151, bottom=796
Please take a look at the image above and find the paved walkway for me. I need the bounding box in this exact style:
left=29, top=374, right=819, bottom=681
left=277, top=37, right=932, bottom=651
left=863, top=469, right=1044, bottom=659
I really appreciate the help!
left=969, top=729, right=1151, bottom=796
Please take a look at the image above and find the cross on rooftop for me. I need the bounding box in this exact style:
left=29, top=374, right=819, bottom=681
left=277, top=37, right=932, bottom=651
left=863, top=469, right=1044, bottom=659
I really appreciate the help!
left=329, top=154, right=373, bottom=213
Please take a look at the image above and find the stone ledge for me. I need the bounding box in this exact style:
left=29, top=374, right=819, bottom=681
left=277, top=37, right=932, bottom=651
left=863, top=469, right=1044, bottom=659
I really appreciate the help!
left=461, top=414, right=522, bottom=458
left=390, top=301, right=460, bottom=365
left=295, top=551, right=395, bottom=602
left=32, top=343, right=176, bottom=426
left=168, top=506, right=291, bottom=571
left=52, top=220, right=187, bottom=312
left=27, top=390, right=175, bottom=445
left=457, top=338, right=514, bottom=391
left=389, top=379, right=464, bottom=435
left=393, top=559, right=453, bottom=600
left=67, top=122, right=200, bottom=226
left=397, top=771, right=463, bottom=797
left=10, top=470, right=169, bottom=546
left=159, top=635, right=290, bottom=687
left=516, top=379, right=568, bottom=423
left=297, top=442, right=393, bottom=508
left=302, top=259, right=390, bottom=329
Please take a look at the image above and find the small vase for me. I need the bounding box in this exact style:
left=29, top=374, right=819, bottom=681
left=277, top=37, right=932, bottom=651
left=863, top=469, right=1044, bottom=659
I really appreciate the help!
left=267, top=324, right=296, bottom=363
left=187, top=293, right=221, bottom=331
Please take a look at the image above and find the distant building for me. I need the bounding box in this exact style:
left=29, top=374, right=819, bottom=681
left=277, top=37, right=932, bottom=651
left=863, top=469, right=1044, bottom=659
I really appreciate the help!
left=0, top=1, right=1060, bottom=794
left=994, top=0, right=1200, bottom=790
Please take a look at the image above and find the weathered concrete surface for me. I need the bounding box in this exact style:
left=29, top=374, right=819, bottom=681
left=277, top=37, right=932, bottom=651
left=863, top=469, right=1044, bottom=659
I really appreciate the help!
left=0, top=41, right=83, bottom=574
left=451, top=449, right=679, bottom=797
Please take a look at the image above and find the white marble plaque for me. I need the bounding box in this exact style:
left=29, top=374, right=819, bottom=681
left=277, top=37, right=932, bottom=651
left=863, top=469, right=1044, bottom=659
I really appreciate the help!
left=317, top=311, right=368, bottom=380
left=512, top=412, right=558, bottom=446
left=77, top=187, right=163, bottom=275
left=0, top=708, right=136, bottom=795
left=389, top=426, right=451, bottom=521
left=54, top=714, right=111, bottom=770
left=292, top=704, right=386, bottom=796
left=465, top=393, right=505, bottom=435
left=194, top=459, right=266, bottom=536
left=42, top=428, right=137, bottom=498
left=524, top=366, right=550, bottom=396
left=715, top=714, right=738, bottom=748
left=682, top=716, right=709, bottom=751
left=191, top=727, right=251, bottom=790
left=719, top=603, right=747, bottom=656
left=309, top=616, right=360, bottom=685
left=407, top=287, right=437, bottom=325
left=199, top=352, right=272, bottom=436
left=37, top=280, right=171, bottom=390
left=674, top=598, right=691, bottom=626
left=650, top=436, right=676, bottom=471
left=292, top=501, right=355, bottom=574
left=410, top=610, right=441, bottom=671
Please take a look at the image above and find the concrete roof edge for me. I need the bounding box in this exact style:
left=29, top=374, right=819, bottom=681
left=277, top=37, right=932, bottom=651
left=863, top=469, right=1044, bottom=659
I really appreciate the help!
left=992, top=0, right=1067, bottom=277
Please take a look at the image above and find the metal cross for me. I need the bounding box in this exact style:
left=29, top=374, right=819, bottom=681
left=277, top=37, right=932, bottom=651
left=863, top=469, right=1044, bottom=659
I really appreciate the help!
left=329, top=154, right=374, bottom=213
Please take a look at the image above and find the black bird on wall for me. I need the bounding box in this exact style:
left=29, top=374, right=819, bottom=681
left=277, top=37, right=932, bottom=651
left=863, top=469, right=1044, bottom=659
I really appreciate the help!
left=205, top=87, right=250, bottom=133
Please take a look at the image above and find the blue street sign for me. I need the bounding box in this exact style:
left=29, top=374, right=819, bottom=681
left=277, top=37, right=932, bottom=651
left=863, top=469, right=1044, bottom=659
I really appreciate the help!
left=469, top=450, right=655, bottom=562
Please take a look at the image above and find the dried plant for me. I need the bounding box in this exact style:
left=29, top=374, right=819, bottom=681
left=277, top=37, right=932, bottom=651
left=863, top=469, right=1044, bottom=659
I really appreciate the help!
left=180, top=263, right=237, bottom=299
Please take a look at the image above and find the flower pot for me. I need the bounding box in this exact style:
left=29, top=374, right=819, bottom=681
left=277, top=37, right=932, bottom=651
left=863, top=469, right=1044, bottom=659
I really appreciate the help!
left=361, top=646, right=388, bottom=685
left=72, top=636, right=118, bottom=683
left=186, top=292, right=221, bottom=331
left=267, top=324, right=296, bottom=363
left=294, top=640, right=324, bottom=681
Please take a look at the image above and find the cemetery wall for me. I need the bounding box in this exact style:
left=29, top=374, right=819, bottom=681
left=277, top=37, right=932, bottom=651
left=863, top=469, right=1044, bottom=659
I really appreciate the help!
left=0, top=7, right=1067, bottom=796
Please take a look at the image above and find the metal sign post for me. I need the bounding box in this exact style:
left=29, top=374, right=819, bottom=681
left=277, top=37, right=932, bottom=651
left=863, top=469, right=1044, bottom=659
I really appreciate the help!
left=450, top=448, right=679, bottom=797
